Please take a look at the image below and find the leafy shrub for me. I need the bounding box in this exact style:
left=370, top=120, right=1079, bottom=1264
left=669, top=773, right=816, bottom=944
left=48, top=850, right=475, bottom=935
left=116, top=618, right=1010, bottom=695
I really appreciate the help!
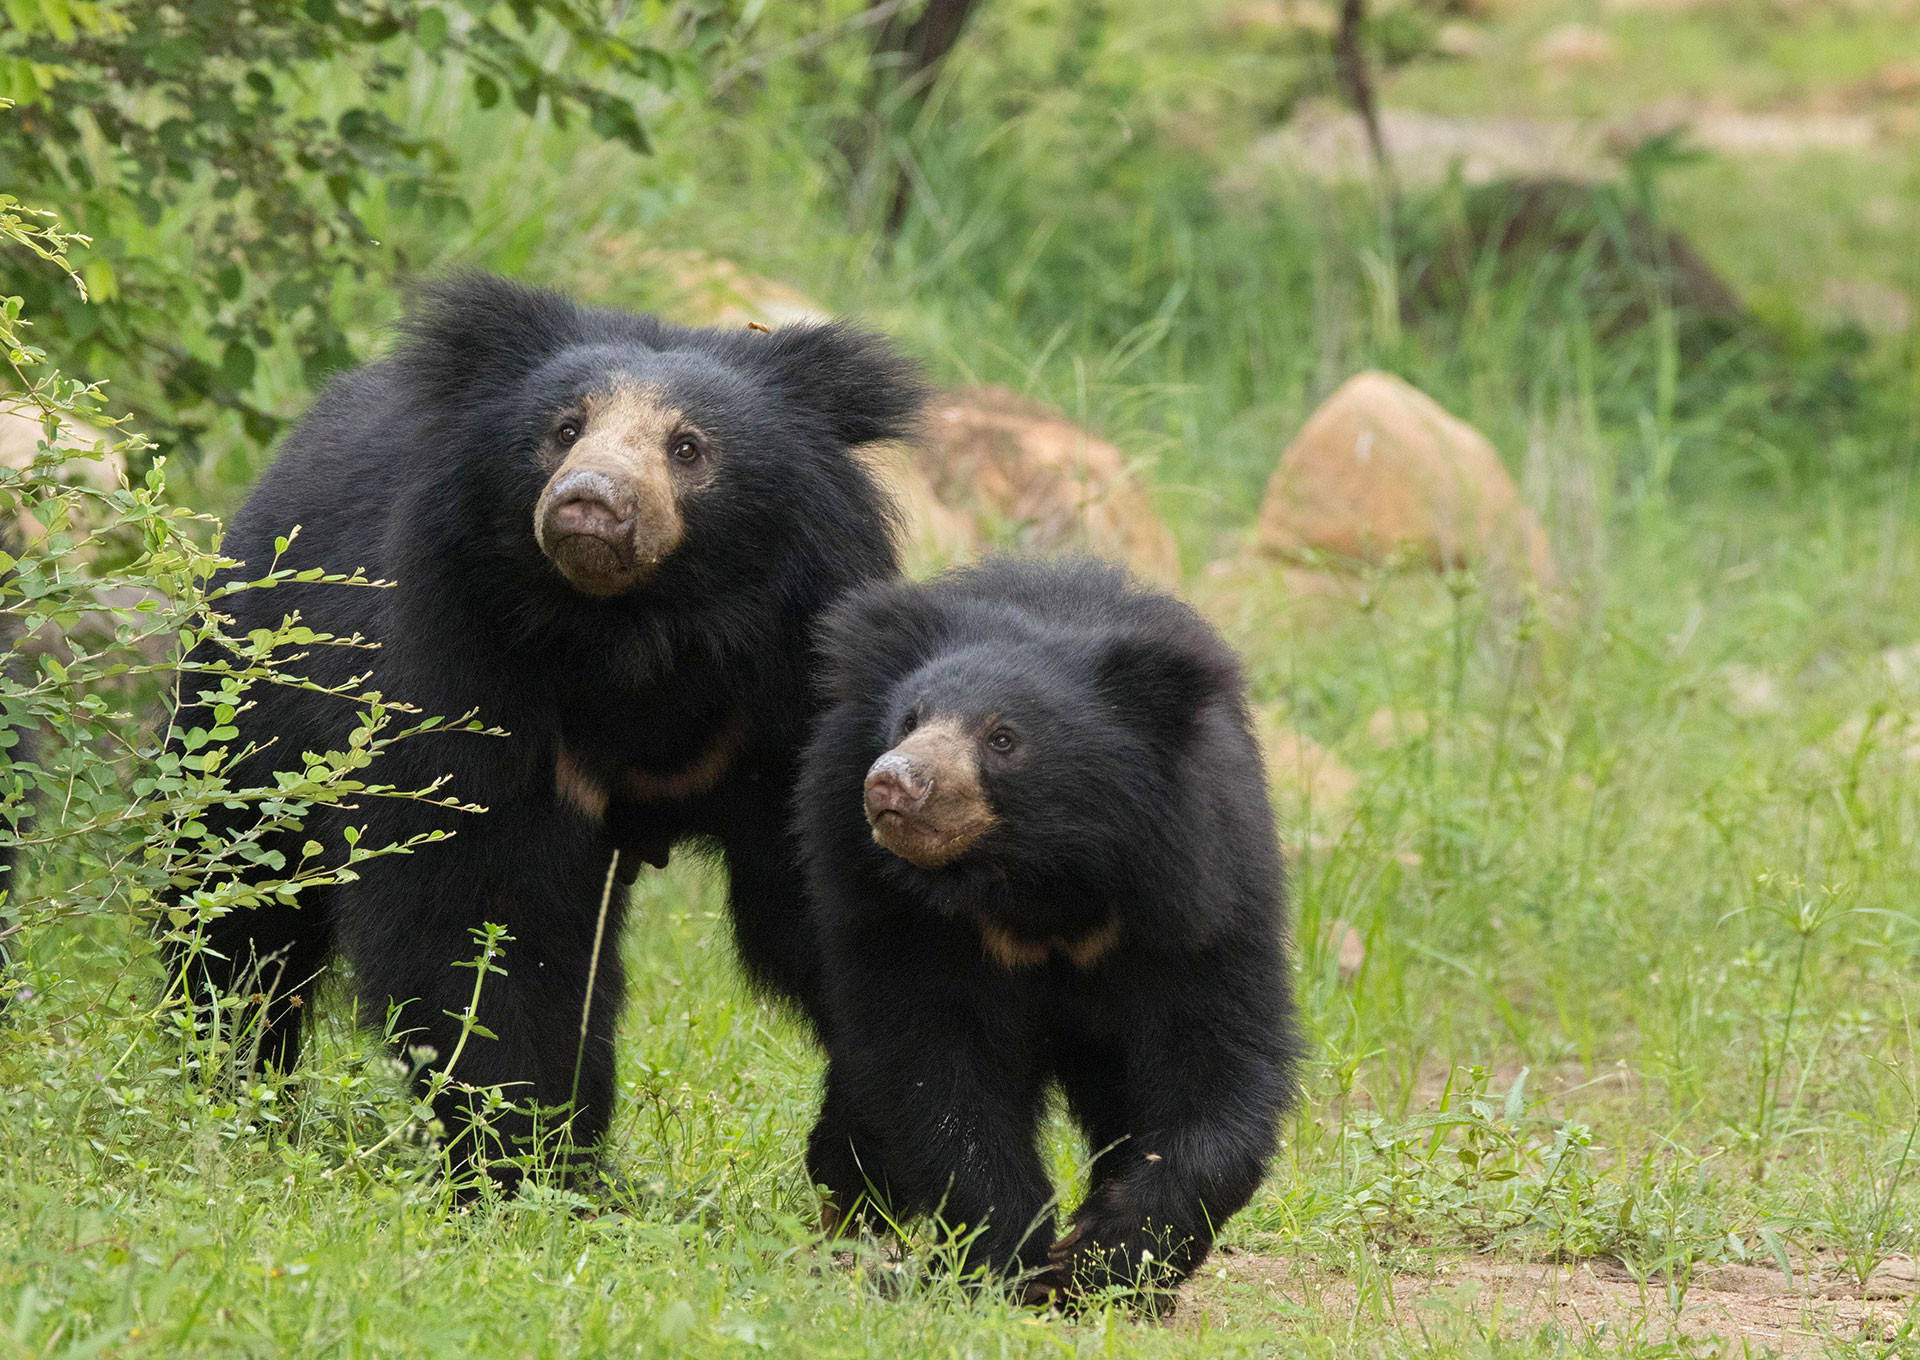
left=0, top=179, right=483, bottom=1082
left=0, top=0, right=675, bottom=455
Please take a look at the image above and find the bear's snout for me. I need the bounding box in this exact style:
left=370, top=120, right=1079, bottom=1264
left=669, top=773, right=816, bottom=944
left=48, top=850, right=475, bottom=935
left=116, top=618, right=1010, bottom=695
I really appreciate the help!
left=539, top=467, right=643, bottom=595
left=864, top=752, right=933, bottom=822
left=547, top=469, right=636, bottom=542
left=861, top=719, right=998, bottom=868
left=532, top=380, right=692, bottom=598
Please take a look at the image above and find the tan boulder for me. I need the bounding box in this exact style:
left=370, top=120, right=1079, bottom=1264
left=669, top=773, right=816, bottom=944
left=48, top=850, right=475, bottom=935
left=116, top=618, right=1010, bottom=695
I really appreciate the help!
left=581, top=234, right=829, bottom=330
left=912, top=385, right=1181, bottom=585
left=0, top=406, right=122, bottom=480
left=1257, top=707, right=1360, bottom=821
left=0, top=405, right=129, bottom=555
left=1257, top=371, right=1554, bottom=585
left=1320, top=918, right=1367, bottom=986
left=1530, top=23, right=1617, bottom=71
left=854, top=444, right=978, bottom=574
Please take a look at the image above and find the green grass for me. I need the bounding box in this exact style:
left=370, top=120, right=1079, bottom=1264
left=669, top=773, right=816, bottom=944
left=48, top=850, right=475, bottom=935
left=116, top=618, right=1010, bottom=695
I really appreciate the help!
left=8, top=0, right=1920, bottom=1354
left=9, top=499, right=1920, bottom=1356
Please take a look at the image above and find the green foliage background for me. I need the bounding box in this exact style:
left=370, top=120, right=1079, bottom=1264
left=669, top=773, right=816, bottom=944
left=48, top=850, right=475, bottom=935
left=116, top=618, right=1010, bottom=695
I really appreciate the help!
left=0, top=0, right=671, bottom=456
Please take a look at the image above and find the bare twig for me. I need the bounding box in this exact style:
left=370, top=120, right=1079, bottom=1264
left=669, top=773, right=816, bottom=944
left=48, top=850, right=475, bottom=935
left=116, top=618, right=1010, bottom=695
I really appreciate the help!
left=568, top=850, right=619, bottom=1126
left=1333, top=0, right=1397, bottom=204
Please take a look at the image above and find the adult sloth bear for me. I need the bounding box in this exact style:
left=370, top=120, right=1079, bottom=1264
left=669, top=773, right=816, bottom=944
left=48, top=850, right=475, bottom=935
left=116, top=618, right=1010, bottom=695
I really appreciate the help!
left=797, top=558, right=1300, bottom=1306
left=170, top=274, right=921, bottom=1183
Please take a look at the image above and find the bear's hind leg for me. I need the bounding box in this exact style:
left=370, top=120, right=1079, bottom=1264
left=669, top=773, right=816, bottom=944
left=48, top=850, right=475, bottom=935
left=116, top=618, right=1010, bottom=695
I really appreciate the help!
left=807, top=1062, right=895, bottom=1240
left=716, top=809, right=826, bottom=1030
left=342, top=855, right=630, bottom=1193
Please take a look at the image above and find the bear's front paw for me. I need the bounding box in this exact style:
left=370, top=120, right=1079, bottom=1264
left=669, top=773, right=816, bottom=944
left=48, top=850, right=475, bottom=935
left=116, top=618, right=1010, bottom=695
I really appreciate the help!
left=1027, top=1214, right=1189, bottom=1314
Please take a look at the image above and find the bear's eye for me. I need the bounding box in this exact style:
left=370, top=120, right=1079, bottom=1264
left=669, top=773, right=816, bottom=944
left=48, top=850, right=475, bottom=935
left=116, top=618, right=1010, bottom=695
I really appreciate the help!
left=898, top=710, right=918, bottom=737
left=555, top=420, right=581, bottom=446
left=987, top=727, right=1018, bottom=754
left=670, top=435, right=703, bottom=464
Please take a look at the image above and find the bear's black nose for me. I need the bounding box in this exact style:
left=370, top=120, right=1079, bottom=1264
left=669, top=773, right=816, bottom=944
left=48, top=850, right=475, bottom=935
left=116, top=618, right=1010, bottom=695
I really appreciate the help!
left=864, top=752, right=932, bottom=822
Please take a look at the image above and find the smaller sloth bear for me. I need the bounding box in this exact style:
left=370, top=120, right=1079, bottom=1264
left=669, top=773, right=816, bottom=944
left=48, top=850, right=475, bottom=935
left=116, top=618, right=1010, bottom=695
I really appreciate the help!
left=167, top=274, right=922, bottom=1184
left=796, top=558, right=1301, bottom=1305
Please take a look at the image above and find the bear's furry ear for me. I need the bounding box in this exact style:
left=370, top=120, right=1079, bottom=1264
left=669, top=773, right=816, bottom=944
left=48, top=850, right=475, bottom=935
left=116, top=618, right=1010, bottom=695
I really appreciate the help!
left=1092, top=631, right=1237, bottom=743
left=395, top=272, right=592, bottom=400
left=814, top=579, right=948, bottom=702
left=756, top=322, right=928, bottom=448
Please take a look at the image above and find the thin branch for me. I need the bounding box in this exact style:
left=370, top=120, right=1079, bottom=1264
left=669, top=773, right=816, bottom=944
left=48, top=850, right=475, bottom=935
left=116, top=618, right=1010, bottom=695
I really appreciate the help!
left=1334, top=0, right=1396, bottom=205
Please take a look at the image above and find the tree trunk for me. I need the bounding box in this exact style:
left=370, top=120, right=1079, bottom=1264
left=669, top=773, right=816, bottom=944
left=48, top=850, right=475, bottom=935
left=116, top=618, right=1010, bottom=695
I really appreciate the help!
left=1333, top=0, right=1395, bottom=199
left=866, top=0, right=982, bottom=236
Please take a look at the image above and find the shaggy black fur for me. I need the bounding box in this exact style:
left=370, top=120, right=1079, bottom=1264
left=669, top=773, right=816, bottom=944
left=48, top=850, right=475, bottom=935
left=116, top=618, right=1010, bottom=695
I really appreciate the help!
left=166, top=273, right=921, bottom=1182
left=796, top=558, right=1302, bottom=1304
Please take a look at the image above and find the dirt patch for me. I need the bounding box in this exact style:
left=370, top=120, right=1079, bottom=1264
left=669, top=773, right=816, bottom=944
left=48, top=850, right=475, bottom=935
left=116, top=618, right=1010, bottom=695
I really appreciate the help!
left=1230, top=102, right=1897, bottom=195
left=1229, top=106, right=1617, bottom=190
left=1182, top=1250, right=1919, bottom=1355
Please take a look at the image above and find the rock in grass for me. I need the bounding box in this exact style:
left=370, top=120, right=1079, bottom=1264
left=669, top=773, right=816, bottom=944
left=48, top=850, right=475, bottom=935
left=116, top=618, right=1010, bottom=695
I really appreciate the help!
left=1257, top=705, right=1360, bottom=835
left=581, top=233, right=829, bottom=330
left=854, top=444, right=978, bottom=574
left=1530, top=24, right=1616, bottom=72
left=913, top=385, right=1182, bottom=585
left=0, top=407, right=129, bottom=561
left=1256, top=371, right=1555, bottom=587
left=1321, top=918, right=1366, bottom=987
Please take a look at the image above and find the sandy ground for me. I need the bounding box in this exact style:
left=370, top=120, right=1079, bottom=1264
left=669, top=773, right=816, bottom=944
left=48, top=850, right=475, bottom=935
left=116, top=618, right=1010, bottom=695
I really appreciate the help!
left=1181, top=1249, right=1919, bottom=1356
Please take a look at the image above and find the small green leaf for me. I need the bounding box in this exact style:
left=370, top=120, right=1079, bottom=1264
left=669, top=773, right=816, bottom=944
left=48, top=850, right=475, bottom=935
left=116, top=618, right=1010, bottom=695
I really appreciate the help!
left=1759, top=1226, right=1793, bottom=1284
left=1503, top=1068, right=1529, bottom=1124
left=221, top=341, right=255, bottom=391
